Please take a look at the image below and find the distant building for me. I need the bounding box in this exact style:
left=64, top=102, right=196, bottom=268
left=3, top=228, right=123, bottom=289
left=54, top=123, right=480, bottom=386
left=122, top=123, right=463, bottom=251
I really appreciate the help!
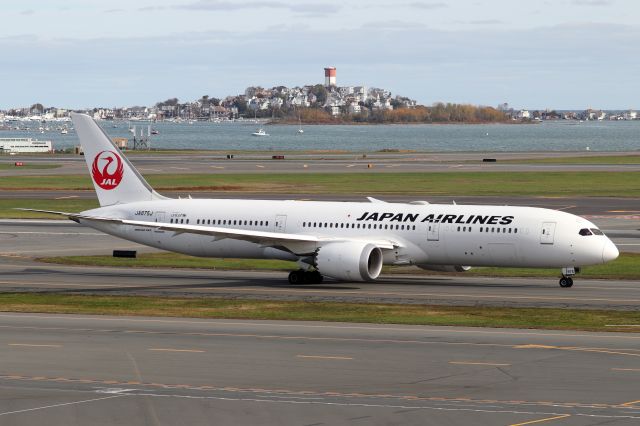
left=329, top=106, right=341, bottom=116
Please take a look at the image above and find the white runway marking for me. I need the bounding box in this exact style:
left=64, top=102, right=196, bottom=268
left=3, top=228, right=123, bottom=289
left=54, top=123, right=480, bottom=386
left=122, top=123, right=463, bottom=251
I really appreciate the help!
left=0, top=395, right=124, bottom=417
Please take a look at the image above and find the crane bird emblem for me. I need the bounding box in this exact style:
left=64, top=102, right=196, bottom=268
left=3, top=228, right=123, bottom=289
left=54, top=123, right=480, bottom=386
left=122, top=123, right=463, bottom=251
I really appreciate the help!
left=91, top=150, right=124, bottom=190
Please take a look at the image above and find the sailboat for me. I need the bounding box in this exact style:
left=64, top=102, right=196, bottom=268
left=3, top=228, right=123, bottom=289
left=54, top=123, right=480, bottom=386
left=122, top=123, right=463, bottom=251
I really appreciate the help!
left=297, top=112, right=304, bottom=134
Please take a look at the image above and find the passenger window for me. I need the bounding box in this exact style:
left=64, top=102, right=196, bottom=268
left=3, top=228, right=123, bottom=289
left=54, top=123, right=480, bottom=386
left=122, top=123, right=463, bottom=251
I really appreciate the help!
left=514, top=228, right=518, bottom=234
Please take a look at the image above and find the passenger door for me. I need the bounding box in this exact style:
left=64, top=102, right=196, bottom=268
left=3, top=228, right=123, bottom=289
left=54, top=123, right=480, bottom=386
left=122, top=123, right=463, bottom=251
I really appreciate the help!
left=540, top=222, right=556, bottom=245
left=275, top=215, right=287, bottom=233
left=154, top=211, right=166, bottom=234
left=427, top=222, right=440, bottom=241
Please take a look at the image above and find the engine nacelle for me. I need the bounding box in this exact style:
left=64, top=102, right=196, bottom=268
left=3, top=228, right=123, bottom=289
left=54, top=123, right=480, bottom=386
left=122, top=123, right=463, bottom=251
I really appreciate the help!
left=315, top=242, right=383, bottom=282
left=417, top=264, right=472, bottom=273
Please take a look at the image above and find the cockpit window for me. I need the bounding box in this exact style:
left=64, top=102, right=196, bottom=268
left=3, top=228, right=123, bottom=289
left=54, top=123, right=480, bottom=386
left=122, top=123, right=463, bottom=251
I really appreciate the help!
left=591, top=228, right=604, bottom=236
left=579, top=228, right=593, bottom=236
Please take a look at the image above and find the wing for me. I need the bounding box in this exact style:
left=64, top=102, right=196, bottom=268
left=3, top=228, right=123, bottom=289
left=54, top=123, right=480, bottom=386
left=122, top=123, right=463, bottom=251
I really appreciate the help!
left=115, top=218, right=400, bottom=255
left=16, top=209, right=400, bottom=255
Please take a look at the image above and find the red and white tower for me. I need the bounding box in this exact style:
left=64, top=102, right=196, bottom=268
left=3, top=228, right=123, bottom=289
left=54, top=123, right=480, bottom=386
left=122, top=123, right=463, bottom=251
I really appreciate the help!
left=324, top=67, right=336, bottom=87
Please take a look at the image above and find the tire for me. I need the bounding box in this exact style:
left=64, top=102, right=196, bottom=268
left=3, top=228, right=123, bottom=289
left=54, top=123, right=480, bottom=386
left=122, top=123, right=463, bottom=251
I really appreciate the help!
left=288, top=270, right=302, bottom=284
left=304, top=271, right=323, bottom=284
left=559, top=277, right=573, bottom=288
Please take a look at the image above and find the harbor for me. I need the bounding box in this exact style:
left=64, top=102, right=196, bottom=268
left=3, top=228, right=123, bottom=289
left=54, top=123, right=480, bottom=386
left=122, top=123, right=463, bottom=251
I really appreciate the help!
left=1, top=119, right=639, bottom=153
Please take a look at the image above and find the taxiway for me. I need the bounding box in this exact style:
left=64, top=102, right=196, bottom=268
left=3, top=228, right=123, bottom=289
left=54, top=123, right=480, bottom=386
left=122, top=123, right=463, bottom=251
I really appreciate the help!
left=0, top=313, right=639, bottom=425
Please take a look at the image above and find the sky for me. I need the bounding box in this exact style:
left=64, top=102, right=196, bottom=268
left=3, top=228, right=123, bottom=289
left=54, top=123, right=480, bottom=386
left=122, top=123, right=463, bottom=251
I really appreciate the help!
left=1, top=0, right=639, bottom=109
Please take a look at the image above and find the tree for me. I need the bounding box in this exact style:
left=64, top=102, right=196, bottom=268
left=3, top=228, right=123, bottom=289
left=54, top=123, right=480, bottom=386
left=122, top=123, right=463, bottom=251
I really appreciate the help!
left=233, top=98, right=248, bottom=114
left=311, top=84, right=328, bottom=105
left=30, top=103, right=44, bottom=114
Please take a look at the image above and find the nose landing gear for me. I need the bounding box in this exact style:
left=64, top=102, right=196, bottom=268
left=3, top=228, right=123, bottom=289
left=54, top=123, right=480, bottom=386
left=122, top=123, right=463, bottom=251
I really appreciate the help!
left=559, top=276, right=574, bottom=288
left=559, top=267, right=578, bottom=288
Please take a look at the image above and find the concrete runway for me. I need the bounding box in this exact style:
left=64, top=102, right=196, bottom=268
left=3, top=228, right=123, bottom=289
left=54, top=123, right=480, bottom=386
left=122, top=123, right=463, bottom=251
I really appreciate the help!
left=1, top=220, right=639, bottom=310
left=1, top=313, right=640, bottom=425
left=3, top=151, right=640, bottom=176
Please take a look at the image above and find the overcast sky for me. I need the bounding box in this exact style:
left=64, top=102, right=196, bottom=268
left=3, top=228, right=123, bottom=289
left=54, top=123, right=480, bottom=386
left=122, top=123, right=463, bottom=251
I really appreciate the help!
left=1, top=0, right=638, bottom=109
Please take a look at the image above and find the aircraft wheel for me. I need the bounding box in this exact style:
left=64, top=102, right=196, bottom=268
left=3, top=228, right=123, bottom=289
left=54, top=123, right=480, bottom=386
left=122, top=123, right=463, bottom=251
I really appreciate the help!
left=288, top=270, right=304, bottom=284
left=304, top=271, right=323, bottom=284
left=559, top=277, right=574, bottom=288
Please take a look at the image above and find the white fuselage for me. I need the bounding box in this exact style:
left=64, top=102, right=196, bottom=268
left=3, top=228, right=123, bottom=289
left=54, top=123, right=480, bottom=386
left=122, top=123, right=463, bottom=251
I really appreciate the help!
left=80, top=198, right=617, bottom=269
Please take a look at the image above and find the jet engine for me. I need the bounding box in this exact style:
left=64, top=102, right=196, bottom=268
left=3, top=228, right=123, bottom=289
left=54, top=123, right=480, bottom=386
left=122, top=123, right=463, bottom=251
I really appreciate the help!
left=315, top=242, right=383, bottom=282
left=417, top=264, right=472, bottom=273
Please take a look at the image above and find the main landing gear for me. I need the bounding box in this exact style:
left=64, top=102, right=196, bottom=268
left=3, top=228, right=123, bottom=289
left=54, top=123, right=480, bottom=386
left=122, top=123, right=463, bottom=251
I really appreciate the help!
left=559, top=267, right=578, bottom=288
left=288, top=269, right=323, bottom=285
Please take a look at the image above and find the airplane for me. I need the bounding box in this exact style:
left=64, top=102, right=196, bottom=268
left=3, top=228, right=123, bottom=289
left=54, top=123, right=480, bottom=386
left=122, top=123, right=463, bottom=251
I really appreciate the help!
left=24, top=113, right=619, bottom=288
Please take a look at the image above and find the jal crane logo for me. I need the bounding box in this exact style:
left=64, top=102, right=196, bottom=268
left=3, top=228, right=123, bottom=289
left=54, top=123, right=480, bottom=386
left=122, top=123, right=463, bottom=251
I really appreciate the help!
left=91, top=150, right=124, bottom=190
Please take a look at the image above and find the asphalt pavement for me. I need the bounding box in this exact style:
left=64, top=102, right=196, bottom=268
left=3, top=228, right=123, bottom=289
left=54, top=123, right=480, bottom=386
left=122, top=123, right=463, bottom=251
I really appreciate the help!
left=1, top=313, right=640, bottom=425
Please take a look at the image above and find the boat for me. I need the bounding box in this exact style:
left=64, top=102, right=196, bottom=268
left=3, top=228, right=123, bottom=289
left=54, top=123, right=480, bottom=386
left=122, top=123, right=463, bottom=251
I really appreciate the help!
left=252, top=128, right=269, bottom=137
left=150, top=129, right=159, bottom=135
left=296, top=111, right=304, bottom=134
left=60, top=128, right=68, bottom=135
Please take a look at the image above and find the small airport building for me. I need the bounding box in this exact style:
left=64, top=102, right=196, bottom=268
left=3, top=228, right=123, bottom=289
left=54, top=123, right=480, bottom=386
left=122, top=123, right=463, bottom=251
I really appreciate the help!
left=0, top=138, right=53, bottom=153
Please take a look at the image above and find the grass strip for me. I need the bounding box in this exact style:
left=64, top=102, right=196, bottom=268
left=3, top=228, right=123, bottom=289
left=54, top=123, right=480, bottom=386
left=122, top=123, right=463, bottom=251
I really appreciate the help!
left=0, top=293, right=638, bottom=332
left=0, top=199, right=99, bottom=219
left=39, top=252, right=640, bottom=280
left=0, top=171, right=639, bottom=197
left=0, top=164, right=61, bottom=170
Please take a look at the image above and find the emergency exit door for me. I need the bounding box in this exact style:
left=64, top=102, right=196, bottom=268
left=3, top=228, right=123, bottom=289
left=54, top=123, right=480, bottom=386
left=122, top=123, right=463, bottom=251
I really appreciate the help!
left=275, top=215, right=287, bottom=232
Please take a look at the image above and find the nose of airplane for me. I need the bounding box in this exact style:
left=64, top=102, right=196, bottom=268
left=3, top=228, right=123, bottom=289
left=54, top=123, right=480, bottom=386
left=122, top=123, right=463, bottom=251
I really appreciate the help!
left=602, top=239, right=619, bottom=263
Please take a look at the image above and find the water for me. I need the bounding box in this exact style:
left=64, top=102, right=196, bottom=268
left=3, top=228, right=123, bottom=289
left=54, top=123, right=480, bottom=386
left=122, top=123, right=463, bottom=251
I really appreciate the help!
left=2, top=120, right=639, bottom=152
